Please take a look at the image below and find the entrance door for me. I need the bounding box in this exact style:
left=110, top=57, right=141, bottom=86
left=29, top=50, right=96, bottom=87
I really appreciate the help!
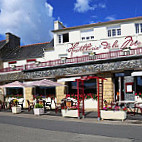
left=114, top=76, right=124, bottom=101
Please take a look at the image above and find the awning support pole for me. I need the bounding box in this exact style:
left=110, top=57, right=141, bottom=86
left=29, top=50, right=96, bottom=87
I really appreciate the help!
left=77, top=79, right=80, bottom=119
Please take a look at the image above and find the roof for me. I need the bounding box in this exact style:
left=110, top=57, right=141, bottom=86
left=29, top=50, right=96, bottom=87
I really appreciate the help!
left=0, top=40, right=6, bottom=50
left=52, top=16, right=142, bottom=33
left=3, top=39, right=54, bottom=61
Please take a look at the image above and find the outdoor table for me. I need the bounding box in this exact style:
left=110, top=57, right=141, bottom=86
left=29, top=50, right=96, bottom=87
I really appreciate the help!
left=117, top=100, right=135, bottom=114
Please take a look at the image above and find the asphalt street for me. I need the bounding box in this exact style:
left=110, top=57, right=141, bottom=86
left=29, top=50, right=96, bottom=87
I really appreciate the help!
left=0, top=113, right=141, bottom=142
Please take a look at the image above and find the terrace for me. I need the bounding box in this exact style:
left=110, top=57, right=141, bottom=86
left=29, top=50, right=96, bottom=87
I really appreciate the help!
left=0, top=47, right=142, bottom=73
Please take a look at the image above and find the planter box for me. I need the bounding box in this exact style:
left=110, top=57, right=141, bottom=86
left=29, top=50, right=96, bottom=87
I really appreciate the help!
left=84, top=98, right=97, bottom=109
left=12, top=106, right=21, bottom=114
left=61, top=109, right=79, bottom=118
left=34, top=108, right=44, bottom=115
left=101, top=110, right=127, bottom=121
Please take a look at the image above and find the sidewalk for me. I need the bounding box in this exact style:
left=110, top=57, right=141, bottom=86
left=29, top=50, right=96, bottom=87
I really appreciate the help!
left=0, top=110, right=142, bottom=126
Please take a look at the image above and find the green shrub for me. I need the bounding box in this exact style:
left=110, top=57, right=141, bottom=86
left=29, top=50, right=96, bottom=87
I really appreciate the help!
left=34, top=103, right=43, bottom=108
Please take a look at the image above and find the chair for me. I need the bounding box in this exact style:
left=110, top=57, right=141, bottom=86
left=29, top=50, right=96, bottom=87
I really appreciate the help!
left=134, top=102, right=142, bottom=115
left=55, top=103, right=61, bottom=114
left=27, top=100, right=33, bottom=111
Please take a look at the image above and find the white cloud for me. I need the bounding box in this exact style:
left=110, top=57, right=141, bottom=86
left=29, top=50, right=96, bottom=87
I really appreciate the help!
left=105, top=15, right=116, bottom=21
left=0, top=0, right=54, bottom=44
left=74, top=0, right=106, bottom=13
left=74, top=0, right=96, bottom=13
left=98, top=3, right=106, bottom=8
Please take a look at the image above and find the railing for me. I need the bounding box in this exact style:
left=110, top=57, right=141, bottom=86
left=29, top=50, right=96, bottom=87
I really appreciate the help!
left=1, top=47, right=142, bottom=73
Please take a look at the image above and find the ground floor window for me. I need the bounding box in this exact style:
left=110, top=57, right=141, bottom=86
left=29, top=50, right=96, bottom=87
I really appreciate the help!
left=6, top=87, right=23, bottom=98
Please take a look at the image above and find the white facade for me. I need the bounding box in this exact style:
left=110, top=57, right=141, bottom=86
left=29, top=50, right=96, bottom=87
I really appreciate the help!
left=44, top=18, right=142, bottom=60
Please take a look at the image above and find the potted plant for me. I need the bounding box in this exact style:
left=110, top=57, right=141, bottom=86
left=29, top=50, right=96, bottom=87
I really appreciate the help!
left=100, top=106, right=127, bottom=121
left=33, top=103, right=44, bottom=115
left=11, top=99, right=21, bottom=114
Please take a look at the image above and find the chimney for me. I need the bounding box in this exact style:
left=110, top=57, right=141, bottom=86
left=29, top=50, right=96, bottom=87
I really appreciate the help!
left=6, top=32, right=20, bottom=47
left=54, top=21, right=65, bottom=30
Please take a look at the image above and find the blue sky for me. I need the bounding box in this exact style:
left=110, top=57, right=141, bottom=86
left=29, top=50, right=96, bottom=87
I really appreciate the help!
left=0, top=0, right=142, bottom=45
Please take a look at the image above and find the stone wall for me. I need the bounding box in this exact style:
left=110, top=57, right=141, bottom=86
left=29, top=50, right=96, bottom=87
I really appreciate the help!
left=124, top=76, right=134, bottom=101
left=56, top=82, right=66, bottom=103
left=24, top=87, right=33, bottom=108
left=0, top=58, right=142, bottom=82
left=0, top=88, right=4, bottom=102
left=98, top=73, right=114, bottom=104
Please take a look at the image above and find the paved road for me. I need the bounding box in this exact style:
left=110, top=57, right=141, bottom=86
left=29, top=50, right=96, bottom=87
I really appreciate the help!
left=0, top=113, right=141, bottom=142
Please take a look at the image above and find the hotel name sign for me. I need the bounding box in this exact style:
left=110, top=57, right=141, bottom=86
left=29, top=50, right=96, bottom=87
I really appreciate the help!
left=68, top=36, right=141, bottom=57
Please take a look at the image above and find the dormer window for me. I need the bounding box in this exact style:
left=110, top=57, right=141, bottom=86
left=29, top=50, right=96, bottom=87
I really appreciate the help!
left=58, top=33, right=69, bottom=43
left=81, top=29, right=94, bottom=41
left=107, top=26, right=121, bottom=37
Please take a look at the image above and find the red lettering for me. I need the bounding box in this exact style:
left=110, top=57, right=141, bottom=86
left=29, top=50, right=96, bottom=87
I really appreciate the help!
left=121, top=36, right=133, bottom=49
left=68, top=36, right=142, bottom=57
left=112, top=40, right=119, bottom=48
left=101, top=42, right=111, bottom=49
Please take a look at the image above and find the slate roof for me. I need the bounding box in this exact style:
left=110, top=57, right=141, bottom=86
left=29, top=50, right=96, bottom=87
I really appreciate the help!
left=1, top=39, right=54, bottom=61
left=0, top=40, right=6, bottom=49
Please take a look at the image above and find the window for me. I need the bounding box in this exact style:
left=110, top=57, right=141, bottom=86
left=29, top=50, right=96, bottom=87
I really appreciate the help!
left=108, top=30, right=111, bottom=37
left=112, top=29, right=116, bottom=36
left=136, top=77, right=142, bottom=94
left=58, top=35, right=62, bottom=43
left=63, top=33, right=69, bottom=43
left=81, top=29, right=94, bottom=41
left=107, top=26, right=121, bottom=37
left=82, top=37, right=85, bottom=40
left=117, top=29, right=121, bottom=35
left=135, top=23, right=142, bottom=34
left=58, top=33, right=69, bottom=43
left=91, top=36, right=94, bottom=39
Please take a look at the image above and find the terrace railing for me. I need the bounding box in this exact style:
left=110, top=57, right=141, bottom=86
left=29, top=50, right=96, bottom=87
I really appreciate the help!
left=0, top=47, right=142, bottom=73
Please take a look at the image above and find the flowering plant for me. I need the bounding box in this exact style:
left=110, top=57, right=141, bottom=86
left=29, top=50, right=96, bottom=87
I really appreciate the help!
left=135, top=93, right=142, bottom=98
left=66, top=93, right=97, bottom=100
left=7, top=94, right=23, bottom=98
left=103, top=106, right=126, bottom=111
left=13, top=99, right=19, bottom=106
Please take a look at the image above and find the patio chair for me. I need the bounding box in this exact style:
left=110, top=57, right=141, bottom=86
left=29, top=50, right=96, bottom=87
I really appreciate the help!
left=27, top=100, right=34, bottom=112
left=134, top=102, right=142, bottom=115
left=55, top=103, right=61, bottom=114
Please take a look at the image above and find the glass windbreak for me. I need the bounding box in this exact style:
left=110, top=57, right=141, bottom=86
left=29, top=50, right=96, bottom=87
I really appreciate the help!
left=67, top=79, right=97, bottom=94
left=35, top=86, right=55, bottom=97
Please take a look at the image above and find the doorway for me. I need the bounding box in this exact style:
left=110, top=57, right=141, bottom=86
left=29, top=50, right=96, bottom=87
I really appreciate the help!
left=114, top=75, right=124, bottom=101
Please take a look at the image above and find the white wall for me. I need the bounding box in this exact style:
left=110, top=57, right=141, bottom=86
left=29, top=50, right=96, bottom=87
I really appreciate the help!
left=49, top=20, right=142, bottom=59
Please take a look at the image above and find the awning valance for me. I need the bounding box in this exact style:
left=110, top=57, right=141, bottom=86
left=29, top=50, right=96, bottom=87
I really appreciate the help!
left=57, top=77, right=81, bottom=82
left=131, top=71, right=142, bottom=76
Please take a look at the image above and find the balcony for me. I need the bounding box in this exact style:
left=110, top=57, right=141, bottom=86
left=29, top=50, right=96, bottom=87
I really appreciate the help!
left=0, top=47, right=142, bottom=73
